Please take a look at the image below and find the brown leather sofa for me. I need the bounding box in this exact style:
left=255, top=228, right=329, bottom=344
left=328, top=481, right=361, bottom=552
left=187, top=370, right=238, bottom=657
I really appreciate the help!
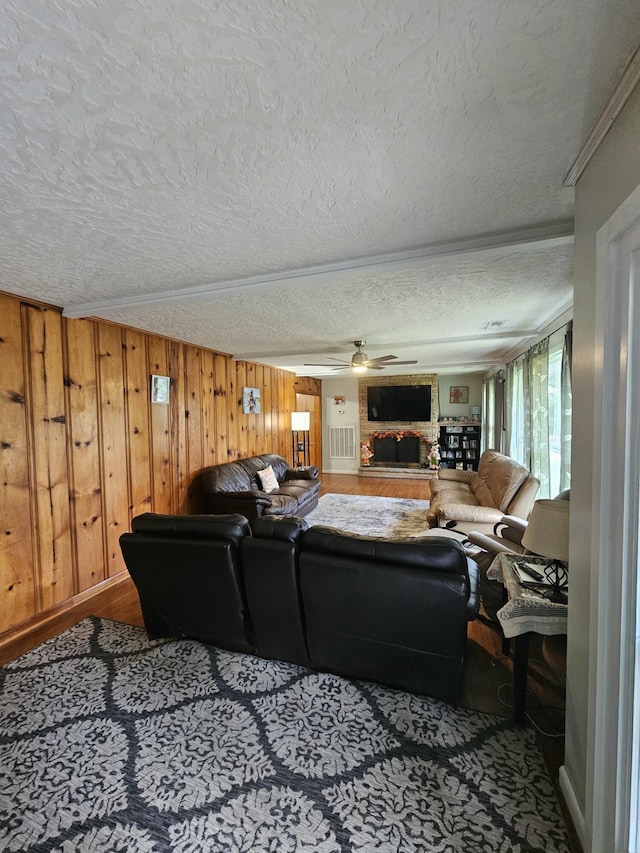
left=120, top=512, right=480, bottom=705
left=196, top=453, right=320, bottom=520
left=427, top=449, right=540, bottom=535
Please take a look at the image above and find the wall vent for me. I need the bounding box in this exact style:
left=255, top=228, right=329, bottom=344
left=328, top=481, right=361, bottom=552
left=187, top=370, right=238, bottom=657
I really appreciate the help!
left=329, top=425, right=356, bottom=459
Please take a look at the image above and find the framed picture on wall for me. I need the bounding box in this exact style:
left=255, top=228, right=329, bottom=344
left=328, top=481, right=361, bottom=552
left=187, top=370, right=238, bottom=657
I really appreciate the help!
left=450, top=386, right=469, bottom=404
left=242, top=387, right=261, bottom=414
left=151, top=374, right=170, bottom=404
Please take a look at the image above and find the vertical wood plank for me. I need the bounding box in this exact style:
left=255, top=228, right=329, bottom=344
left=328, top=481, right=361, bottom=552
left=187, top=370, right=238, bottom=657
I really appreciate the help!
left=64, top=317, right=105, bottom=592
left=185, top=346, right=204, bottom=513
left=147, top=338, right=172, bottom=514
left=168, top=341, right=188, bottom=512
left=97, top=323, right=128, bottom=577
left=202, top=350, right=216, bottom=467
left=237, top=361, right=249, bottom=457
left=0, top=295, right=36, bottom=631
left=24, top=304, right=74, bottom=609
left=252, top=363, right=264, bottom=454
left=185, top=346, right=204, bottom=476
left=213, top=354, right=230, bottom=461
left=124, top=329, right=152, bottom=520
left=262, top=367, right=273, bottom=453
left=226, top=356, right=239, bottom=459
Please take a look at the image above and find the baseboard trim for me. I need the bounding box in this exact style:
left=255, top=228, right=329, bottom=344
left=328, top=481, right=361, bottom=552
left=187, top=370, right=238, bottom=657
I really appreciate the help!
left=559, top=765, right=586, bottom=852
left=0, top=573, right=130, bottom=666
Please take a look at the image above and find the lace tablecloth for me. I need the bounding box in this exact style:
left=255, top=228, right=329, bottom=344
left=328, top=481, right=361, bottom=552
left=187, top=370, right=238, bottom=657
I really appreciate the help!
left=487, top=553, right=568, bottom=639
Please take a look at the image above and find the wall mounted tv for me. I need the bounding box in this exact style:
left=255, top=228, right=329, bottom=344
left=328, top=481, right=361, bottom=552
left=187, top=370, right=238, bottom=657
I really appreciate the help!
left=367, top=385, right=432, bottom=422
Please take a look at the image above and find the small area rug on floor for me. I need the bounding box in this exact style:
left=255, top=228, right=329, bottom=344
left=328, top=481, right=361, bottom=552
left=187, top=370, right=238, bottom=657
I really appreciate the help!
left=304, top=492, right=432, bottom=537
left=0, top=617, right=569, bottom=852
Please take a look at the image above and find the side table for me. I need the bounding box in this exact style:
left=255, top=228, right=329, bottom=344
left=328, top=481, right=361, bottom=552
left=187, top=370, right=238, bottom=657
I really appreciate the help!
left=487, top=552, right=568, bottom=724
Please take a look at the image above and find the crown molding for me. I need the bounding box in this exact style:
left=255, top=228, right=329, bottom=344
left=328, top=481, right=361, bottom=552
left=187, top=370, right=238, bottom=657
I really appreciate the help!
left=564, top=44, right=640, bottom=187
left=62, top=223, right=573, bottom=319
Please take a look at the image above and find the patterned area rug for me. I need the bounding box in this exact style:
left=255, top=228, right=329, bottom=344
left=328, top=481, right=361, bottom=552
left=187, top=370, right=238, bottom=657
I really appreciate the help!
left=304, top=492, right=432, bottom=537
left=0, top=618, right=570, bottom=852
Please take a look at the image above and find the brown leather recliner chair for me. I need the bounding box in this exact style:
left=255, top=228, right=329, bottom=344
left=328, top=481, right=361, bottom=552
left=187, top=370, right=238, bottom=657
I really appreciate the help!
left=427, top=449, right=540, bottom=535
left=466, top=489, right=570, bottom=567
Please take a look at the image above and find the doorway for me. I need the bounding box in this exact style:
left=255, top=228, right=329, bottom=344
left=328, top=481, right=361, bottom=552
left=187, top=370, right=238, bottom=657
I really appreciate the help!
left=586, top=181, right=640, bottom=851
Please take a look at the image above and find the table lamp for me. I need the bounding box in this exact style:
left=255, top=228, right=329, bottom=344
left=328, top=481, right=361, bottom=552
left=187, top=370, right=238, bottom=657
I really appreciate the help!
left=521, top=499, right=570, bottom=603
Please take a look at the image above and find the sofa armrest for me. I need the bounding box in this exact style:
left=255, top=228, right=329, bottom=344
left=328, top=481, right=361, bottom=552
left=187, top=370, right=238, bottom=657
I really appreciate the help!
left=283, top=465, right=319, bottom=481
left=466, top=530, right=523, bottom=556
left=495, top=514, right=528, bottom=533
left=493, top=515, right=528, bottom=544
left=211, top=489, right=271, bottom=502
left=251, top=515, right=308, bottom=542
left=437, top=468, right=474, bottom=484
left=437, top=503, right=503, bottom=525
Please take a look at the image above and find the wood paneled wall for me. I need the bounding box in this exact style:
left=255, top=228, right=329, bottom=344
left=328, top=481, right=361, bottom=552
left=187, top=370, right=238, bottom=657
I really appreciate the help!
left=0, top=291, right=319, bottom=637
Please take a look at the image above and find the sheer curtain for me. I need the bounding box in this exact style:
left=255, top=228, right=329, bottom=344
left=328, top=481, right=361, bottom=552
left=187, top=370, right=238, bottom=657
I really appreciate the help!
left=560, top=321, right=572, bottom=491
left=530, top=337, right=551, bottom=495
left=482, top=370, right=505, bottom=452
left=502, top=322, right=572, bottom=498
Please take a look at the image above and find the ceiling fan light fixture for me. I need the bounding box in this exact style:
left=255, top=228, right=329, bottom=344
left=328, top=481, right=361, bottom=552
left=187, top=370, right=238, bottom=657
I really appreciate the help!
left=352, top=364, right=367, bottom=373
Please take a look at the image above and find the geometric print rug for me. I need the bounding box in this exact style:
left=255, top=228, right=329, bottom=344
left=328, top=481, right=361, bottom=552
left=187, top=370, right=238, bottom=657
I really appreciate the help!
left=0, top=617, right=570, bottom=852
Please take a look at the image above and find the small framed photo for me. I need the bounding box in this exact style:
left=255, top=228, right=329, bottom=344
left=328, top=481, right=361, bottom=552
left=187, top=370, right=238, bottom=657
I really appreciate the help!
left=242, top=387, right=261, bottom=414
left=450, top=386, right=469, bottom=404
left=151, top=374, right=170, bottom=404
left=333, top=395, right=345, bottom=406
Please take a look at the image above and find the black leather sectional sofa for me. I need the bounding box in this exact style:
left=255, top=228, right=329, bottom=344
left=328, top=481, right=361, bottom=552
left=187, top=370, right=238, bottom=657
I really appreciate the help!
left=196, top=454, right=321, bottom=520
left=120, top=512, right=480, bottom=704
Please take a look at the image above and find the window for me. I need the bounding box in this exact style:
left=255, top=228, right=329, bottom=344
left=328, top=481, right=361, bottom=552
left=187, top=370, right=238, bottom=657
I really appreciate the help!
left=502, top=323, right=572, bottom=499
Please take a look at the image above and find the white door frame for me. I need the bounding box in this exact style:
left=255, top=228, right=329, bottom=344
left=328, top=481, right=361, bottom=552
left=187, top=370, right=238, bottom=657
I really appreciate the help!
left=586, top=182, right=640, bottom=852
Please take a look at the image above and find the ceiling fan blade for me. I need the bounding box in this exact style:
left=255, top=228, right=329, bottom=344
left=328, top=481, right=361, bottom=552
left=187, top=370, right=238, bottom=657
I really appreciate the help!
left=384, top=360, right=418, bottom=365
left=367, top=355, right=397, bottom=364
left=303, top=361, right=349, bottom=367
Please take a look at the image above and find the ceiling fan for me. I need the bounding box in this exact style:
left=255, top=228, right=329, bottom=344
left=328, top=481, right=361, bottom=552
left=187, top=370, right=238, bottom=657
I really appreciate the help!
left=304, top=341, right=418, bottom=373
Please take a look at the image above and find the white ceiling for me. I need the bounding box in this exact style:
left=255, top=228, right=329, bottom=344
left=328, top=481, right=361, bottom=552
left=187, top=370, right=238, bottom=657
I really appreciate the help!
left=1, top=1, right=639, bottom=376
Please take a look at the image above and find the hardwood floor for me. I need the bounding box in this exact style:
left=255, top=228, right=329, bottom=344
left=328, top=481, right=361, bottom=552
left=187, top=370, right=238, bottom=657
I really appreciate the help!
left=318, top=472, right=433, bottom=499
left=1, top=471, right=573, bottom=844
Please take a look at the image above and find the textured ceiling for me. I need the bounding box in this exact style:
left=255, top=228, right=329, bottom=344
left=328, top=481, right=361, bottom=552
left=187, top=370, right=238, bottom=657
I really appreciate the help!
left=1, top=1, right=639, bottom=375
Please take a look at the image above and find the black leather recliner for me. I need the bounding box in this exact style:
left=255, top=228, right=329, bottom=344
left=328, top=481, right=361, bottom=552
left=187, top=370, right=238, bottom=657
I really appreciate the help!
left=241, top=515, right=311, bottom=667
left=120, top=512, right=479, bottom=704
left=298, top=526, right=479, bottom=704
left=119, top=513, right=255, bottom=653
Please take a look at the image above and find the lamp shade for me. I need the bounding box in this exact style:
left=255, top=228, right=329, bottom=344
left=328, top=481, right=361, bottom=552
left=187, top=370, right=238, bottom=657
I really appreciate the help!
left=521, top=499, right=570, bottom=562
left=291, top=411, right=310, bottom=431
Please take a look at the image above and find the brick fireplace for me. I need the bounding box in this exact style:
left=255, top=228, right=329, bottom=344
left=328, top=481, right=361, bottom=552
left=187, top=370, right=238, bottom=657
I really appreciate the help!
left=358, top=374, right=439, bottom=477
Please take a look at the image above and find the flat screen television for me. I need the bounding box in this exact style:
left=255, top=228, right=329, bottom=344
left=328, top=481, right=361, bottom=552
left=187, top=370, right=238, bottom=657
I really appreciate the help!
left=367, top=385, right=431, bottom=422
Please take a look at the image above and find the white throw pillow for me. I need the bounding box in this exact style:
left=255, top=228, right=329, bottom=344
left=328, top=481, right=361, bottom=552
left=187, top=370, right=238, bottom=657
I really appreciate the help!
left=257, top=464, right=279, bottom=493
